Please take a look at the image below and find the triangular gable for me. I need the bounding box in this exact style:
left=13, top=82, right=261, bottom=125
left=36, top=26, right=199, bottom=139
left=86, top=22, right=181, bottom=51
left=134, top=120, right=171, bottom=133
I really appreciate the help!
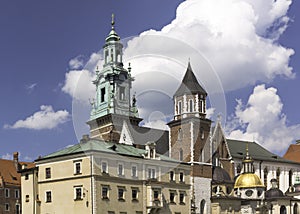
left=119, top=121, right=134, bottom=145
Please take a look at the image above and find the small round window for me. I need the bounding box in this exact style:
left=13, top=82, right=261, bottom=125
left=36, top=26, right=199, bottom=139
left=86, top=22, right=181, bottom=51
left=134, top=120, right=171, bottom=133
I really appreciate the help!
left=245, top=190, right=253, bottom=197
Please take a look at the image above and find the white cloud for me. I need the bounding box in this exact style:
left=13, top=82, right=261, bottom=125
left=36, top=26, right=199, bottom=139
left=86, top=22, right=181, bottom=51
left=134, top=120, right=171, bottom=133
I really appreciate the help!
left=227, top=84, right=300, bottom=154
left=69, top=55, right=85, bottom=70
left=62, top=0, right=295, bottom=134
left=1, top=153, right=13, bottom=160
left=4, top=105, right=70, bottom=130
left=25, top=83, right=37, bottom=93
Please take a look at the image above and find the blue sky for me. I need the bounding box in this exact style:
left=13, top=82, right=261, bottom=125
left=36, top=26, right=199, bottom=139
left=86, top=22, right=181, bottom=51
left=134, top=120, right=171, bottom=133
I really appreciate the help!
left=0, top=0, right=299, bottom=161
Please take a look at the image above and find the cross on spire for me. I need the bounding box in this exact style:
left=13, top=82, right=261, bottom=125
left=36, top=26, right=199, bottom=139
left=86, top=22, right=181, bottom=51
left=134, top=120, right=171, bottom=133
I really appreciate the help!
left=111, top=13, right=115, bottom=29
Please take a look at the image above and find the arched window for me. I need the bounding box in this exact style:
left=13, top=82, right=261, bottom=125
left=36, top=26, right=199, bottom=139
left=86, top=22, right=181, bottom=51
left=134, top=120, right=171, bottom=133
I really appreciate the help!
left=289, top=170, right=293, bottom=187
left=294, top=203, right=298, bottom=214
left=280, top=205, right=286, bottom=214
left=276, top=168, right=281, bottom=189
left=200, top=199, right=206, bottom=214
left=264, top=167, right=268, bottom=187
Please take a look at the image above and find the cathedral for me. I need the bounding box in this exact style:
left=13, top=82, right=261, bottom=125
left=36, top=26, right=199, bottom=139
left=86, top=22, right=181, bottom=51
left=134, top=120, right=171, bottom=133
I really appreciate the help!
left=20, top=16, right=300, bottom=214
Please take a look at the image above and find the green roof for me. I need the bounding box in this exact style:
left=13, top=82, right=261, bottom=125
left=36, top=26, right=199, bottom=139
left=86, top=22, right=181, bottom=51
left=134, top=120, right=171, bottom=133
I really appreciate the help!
left=40, top=139, right=180, bottom=163
left=226, top=139, right=297, bottom=164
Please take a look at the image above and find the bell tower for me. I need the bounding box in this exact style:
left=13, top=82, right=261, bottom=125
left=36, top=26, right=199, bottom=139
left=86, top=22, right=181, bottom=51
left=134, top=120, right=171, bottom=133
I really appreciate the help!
left=168, top=62, right=211, bottom=163
left=87, top=14, right=142, bottom=141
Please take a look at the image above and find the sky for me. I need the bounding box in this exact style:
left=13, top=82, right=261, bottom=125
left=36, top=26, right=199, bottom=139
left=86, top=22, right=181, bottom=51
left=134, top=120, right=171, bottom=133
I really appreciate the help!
left=0, top=0, right=299, bottom=161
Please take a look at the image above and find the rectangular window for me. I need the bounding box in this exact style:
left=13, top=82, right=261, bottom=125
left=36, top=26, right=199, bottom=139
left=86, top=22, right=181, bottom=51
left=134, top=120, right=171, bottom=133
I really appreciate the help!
left=200, top=100, right=204, bottom=113
left=179, top=172, right=184, bottom=182
left=132, top=188, right=138, bottom=201
left=118, top=164, right=124, bottom=176
left=25, top=195, right=29, bottom=202
left=179, top=192, right=185, bottom=204
left=101, top=88, right=106, bottom=102
left=74, top=187, right=83, bottom=200
left=189, top=99, right=194, bottom=112
left=74, top=161, right=82, bottom=175
left=45, top=167, right=51, bottom=179
left=102, top=186, right=109, bottom=199
left=102, top=162, right=108, bottom=173
left=132, top=165, right=137, bottom=177
left=16, top=204, right=20, bottom=214
left=15, top=189, right=20, bottom=198
left=153, top=189, right=160, bottom=201
left=46, top=191, right=52, bottom=203
left=148, top=168, right=156, bottom=179
left=170, top=191, right=175, bottom=203
left=118, top=187, right=125, bottom=201
left=170, top=171, right=174, bottom=181
left=5, top=188, right=9, bottom=198
left=5, top=203, right=9, bottom=211
left=25, top=173, right=29, bottom=180
left=119, top=87, right=125, bottom=100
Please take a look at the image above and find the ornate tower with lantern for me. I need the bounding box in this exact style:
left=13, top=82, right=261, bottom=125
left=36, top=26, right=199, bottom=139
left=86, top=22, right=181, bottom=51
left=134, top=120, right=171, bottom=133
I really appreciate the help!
left=87, top=15, right=141, bottom=141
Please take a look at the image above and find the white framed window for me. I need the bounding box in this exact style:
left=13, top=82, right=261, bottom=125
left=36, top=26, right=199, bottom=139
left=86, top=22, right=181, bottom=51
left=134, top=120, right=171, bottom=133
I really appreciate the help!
left=131, top=187, right=139, bottom=201
left=15, top=189, right=20, bottom=198
left=5, top=188, right=10, bottom=198
left=25, top=195, right=29, bottom=202
left=118, top=186, right=125, bottom=201
left=170, top=171, right=175, bottom=181
left=148, top=168, right=156, bottom=179
left=74, top=160, right=82, bottom=175
left=189, top=99, right=194, bottom=112
left=152, top=188, right=161, bottom=201
left=45, top=191, right=52, bottom=203
left=102, top=185, right=109, bottom=199
left=45, top=167, right=51, bottom=179
left=118, top=163, right=124, bottom=176
left=179, top=171, right=184, bottom=183
left=5, top=203, right=9, bottom=211
left=131, top=165, right=137, bottom=178
left=169, top=190, right=176, bottom=203
left=102, top=161, right=108, bottom=173
left=179, top=191, right=185, bottom=204
left=178, top=101, right=182, bottom=114
left=74, top=186, right=83, bottom=200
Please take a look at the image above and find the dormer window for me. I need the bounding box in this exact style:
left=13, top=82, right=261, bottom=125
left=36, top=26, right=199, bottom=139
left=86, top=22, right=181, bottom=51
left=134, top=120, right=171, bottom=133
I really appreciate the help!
left=146, top=142, right=156, bottom=159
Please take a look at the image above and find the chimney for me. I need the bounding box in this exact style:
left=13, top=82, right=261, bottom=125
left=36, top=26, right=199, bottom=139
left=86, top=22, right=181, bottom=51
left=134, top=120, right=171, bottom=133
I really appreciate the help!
left=13, top=152, right=19, bottom=170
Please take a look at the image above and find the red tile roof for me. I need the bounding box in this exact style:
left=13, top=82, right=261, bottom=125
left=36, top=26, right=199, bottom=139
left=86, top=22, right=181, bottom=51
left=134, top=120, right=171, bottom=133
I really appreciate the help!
left=283, top=144, right=300, bottom=163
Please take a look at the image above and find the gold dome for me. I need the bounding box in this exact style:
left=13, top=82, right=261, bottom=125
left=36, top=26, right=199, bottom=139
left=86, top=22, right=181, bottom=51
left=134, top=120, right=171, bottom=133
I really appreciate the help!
left=234, top=173, right=264, bottom=189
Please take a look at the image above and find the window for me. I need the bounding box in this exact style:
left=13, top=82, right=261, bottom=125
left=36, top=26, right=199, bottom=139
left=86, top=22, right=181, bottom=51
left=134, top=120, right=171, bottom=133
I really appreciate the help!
left=264, top=167, right=268, bottom=187
left=200, top=128, right=205, bottom=139
left=5, top=203, right=9, bottom=211
left=200, top=100, right=204, bottom=113
left=148, top=168, right=156, bottom=179
left=102, top=186, right=109, bottom=199
left=45, top=167, right=51, bottom=179
left=177, top=128, right=182, bottom=142
left=102, top=162, right=108, bottom=173
left=153, top=189, right=160, bottom=201
left=179, top=149, right=183, bottom=161
left=15, top=189, right=20, bottom=198
left=25, top=195, right=29, bottom=202
left=25, top=173, right=29, bottom=180
left=189, top=99, right=194, bottom=112
left=170, top=171, right=175, bottom=181
left=132, top=165, right=137, bottom=178
left=289, top=170, right=293, bottom=187
left=119, top=87, right=125, bottom=100
left=179, top=192, right=185, bottom=204
left=15, top=204, right=20, bottom=214
left=179, top=172, right=184, bottom=182
left=118, top=187, right=125, bottom=201
left=178, top=101, right=182, bottom=114
left=169, top=191, right=175, bottom=203
left=74, top=161, right=81, bottom=175
left=276, top=168, right=281, bottom=188
left=118, top=164, right=124, bottom=176
left=74, top=187, right=83, bottom=200
left=46, top=191, right=52, bottom=203
left=132, top=188, right=138, bottom=201
left=101, top=87, right=106, bottom=102
left=5, top=188, right=9, bottom=198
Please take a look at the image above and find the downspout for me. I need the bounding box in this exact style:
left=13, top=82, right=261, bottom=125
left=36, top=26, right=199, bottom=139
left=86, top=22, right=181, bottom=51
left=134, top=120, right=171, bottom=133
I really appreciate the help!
left=33, top=168, right=36, bottom=214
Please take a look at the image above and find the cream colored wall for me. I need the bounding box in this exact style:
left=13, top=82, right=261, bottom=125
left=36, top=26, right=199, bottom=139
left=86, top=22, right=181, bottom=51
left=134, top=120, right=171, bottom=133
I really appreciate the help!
left=21, top=170, right=39, bottom=214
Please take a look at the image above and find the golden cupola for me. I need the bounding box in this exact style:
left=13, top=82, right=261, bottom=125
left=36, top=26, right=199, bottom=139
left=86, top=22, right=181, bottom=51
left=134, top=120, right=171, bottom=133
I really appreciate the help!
left=234, top=145, right=264, bottom=189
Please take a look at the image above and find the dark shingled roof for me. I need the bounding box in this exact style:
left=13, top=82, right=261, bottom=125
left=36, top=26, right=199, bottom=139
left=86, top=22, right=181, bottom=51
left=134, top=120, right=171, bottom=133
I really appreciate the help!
left=174, top=62, right=207, bottom=97
left=212, top=166, right=233, bottom=184
left=226, top=139, right=298, bottom=164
